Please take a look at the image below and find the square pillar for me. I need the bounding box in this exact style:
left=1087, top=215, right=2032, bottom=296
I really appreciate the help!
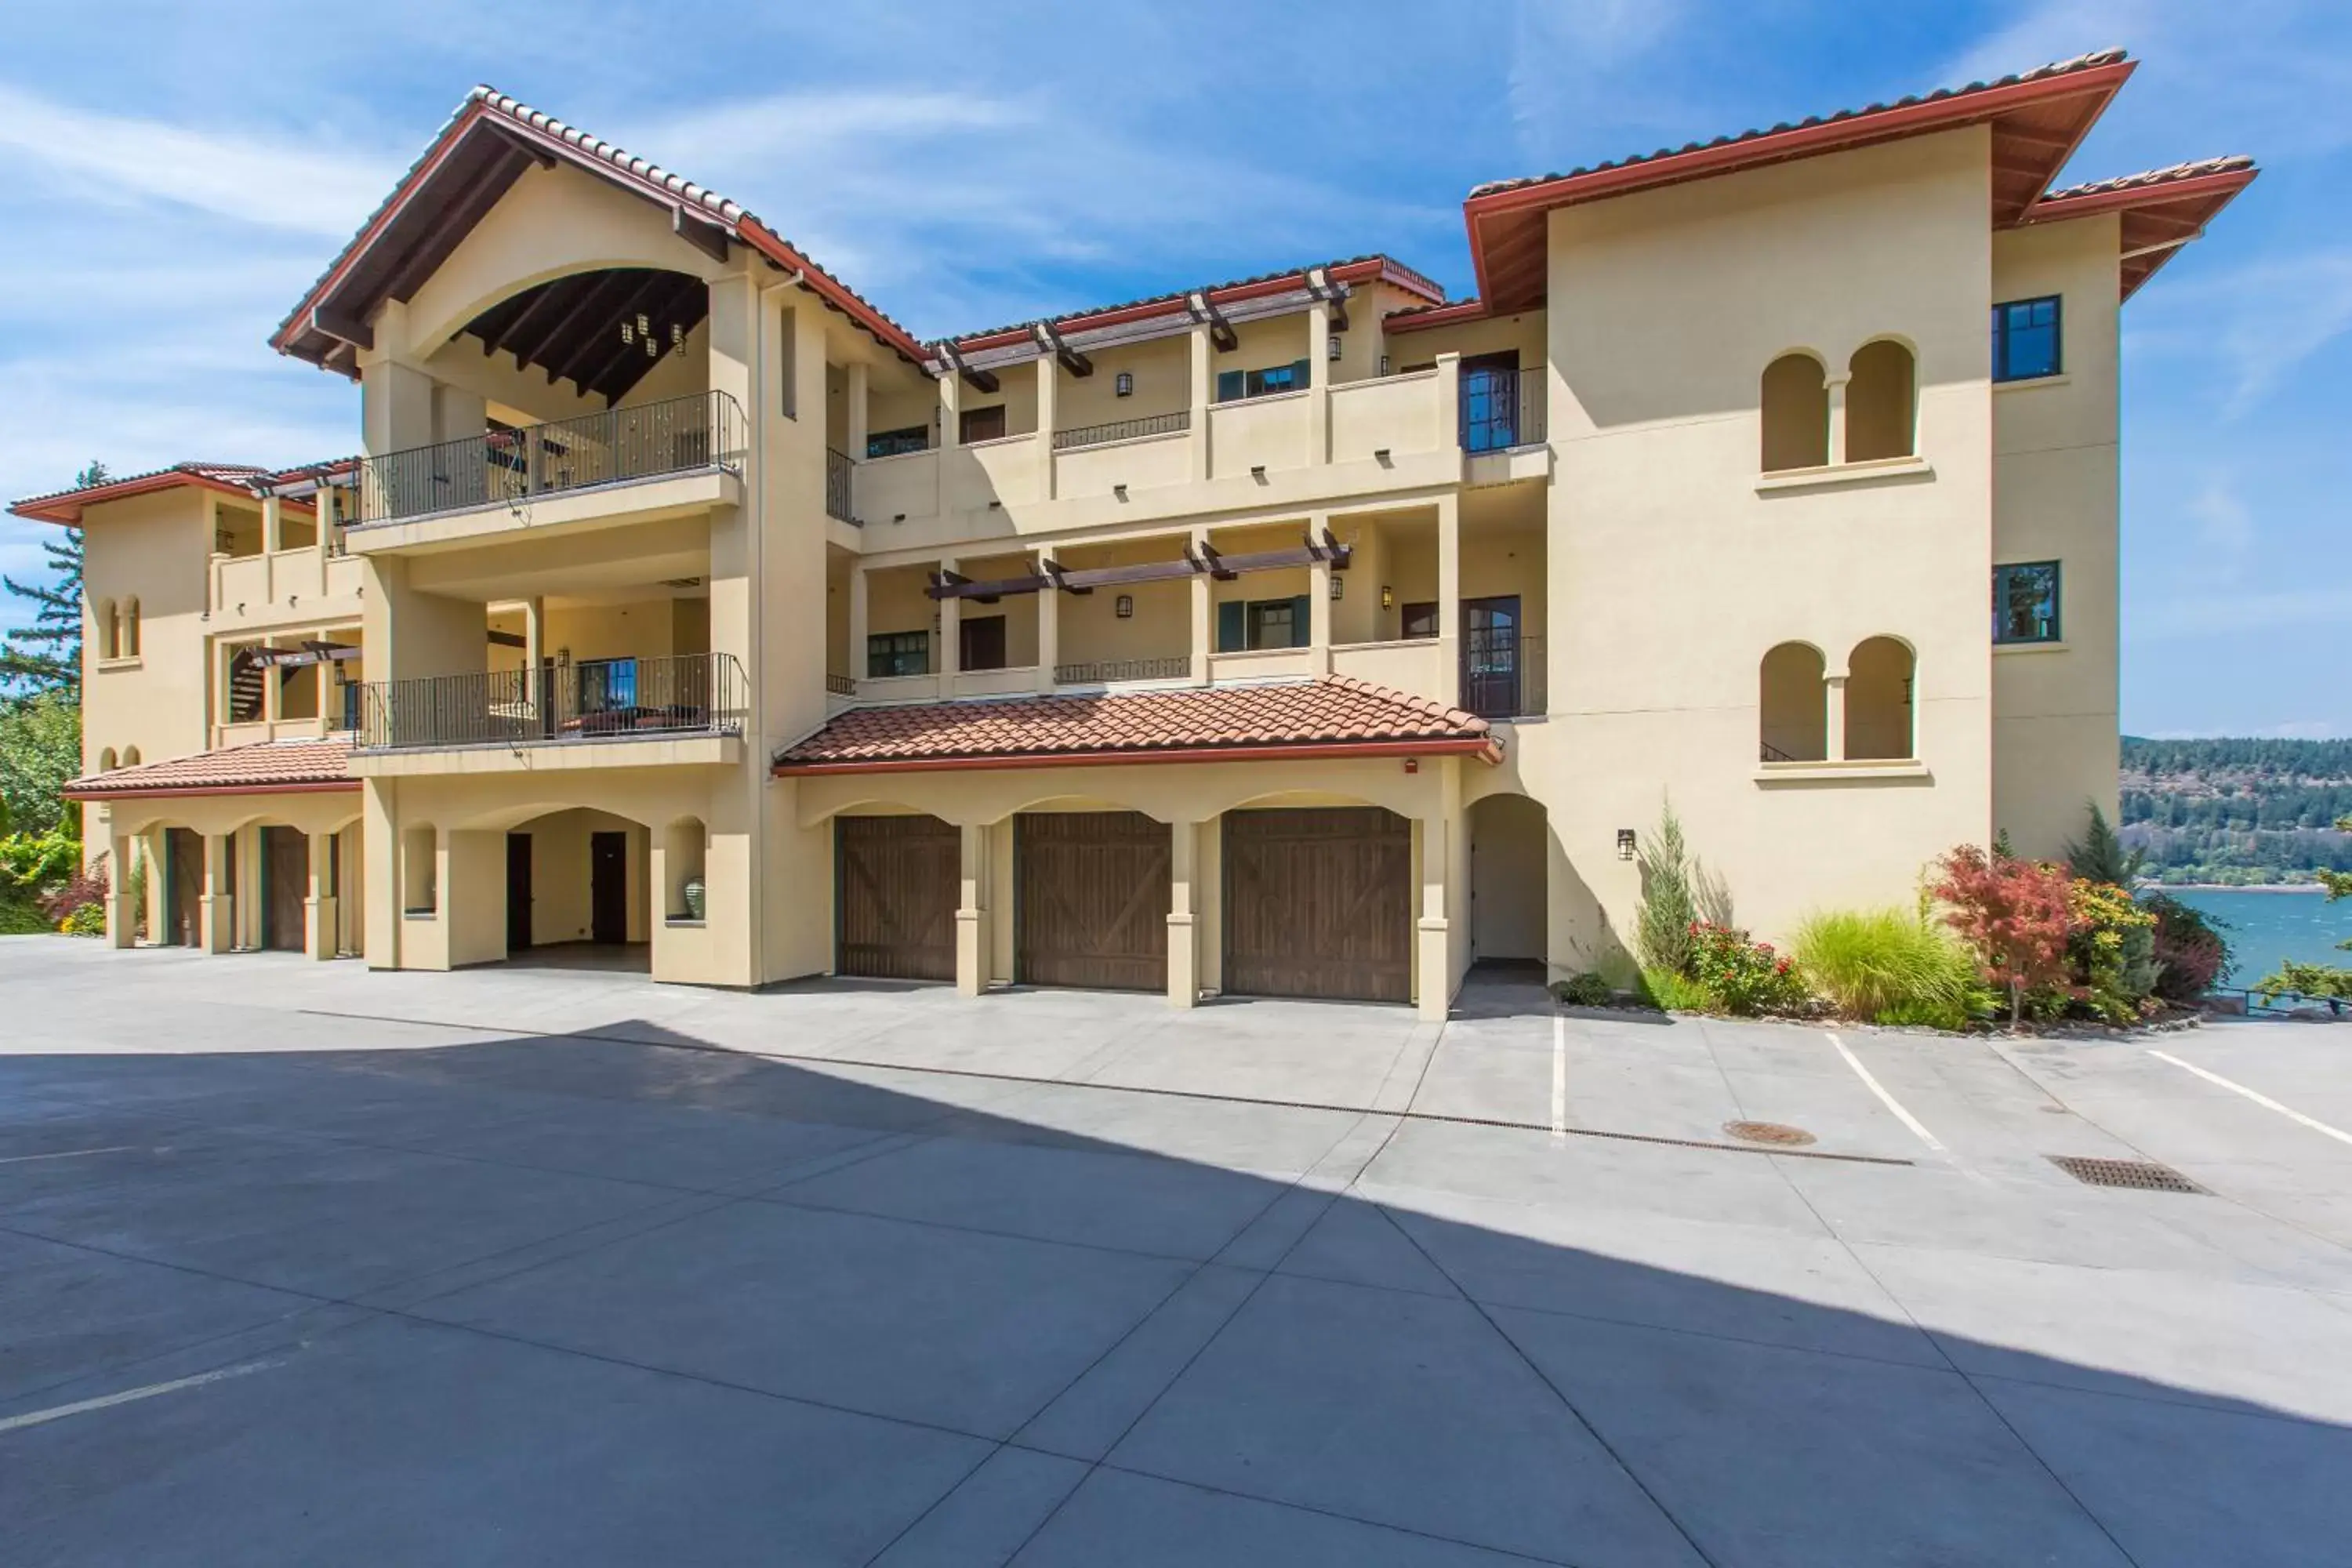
left=262, top=494, right=284, bottom=556
left=523, top=597, right=546, bottom=720
left=1189, top=525, right=1213, bottom=684
left=847, top=567, right=869, bottom=684
left=937, top=556, right=960, bottom=684
left=1308, top=511, right=1333, bottom=677
left=955, top=822, right=991, bottom=997
left=1826, top=373, right=1851, bottom=466
left=1035, top=565, right=1060, bottom=692
left=102, top=815, right=135, bottom=949
left=304, top=829, right=338, bottom=960
left=200, top=832, right=234, bottom=954
left=1308, top=298, right=1332, bottom=465
left=1167, top=818, right=1198, bottom=1008
left=142, top=826, right=169, bottom=944
left=1188, top=324, right=1212, bottom=481
left=1825, top=672, right=1849, bottom=763
left=847, top=361, right=870, bottom=465
left=1434, top=492, right=1461, bottom=707
left=1415, top=816, right=1450, bottom=1023
left=1036, top=359, right=1058, bottom=500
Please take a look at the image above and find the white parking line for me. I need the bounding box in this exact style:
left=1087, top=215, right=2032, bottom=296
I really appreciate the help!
left=0, top=1145, right=135, bottom=1166
left=0, top=1359, right=278, bottom=1436
left=1825, top=1032, right=1946, bottom=1154
left=2150, top=1050, right=2352, bottom=1149
left=1550, top=1013, right=1567, bottom=1138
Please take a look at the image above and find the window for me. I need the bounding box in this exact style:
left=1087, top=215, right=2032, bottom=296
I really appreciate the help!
left=1400, top=601, right=1439, bottom=640
left=1845, top=340, right=1916, bottom=461
left=957, top=615, right=1007, bottom=671
left=98, top=747, right=118, bottom=772
left=1846, top=637, right=1916, bottom=760
left=1992, top=296, right=2061, bottom=381
left=867, top=425, right=929, bottom=459
left=121, top=597, right=140, bottom=657
left=1214, top=358, right=1309, bottom=403
left=867, top=630, right=931, bottom=678
left=1759, top=354, right=1829, bottom=471
left=960, top=405, right=1007, bottom=443
left=1759, top=643, right=1828, bottom=762
left=1993, top=561, right=2061, bottom=644
left=122, top=746, right=140, bottom=767
left=1215, top=596, right=1312, bottom=652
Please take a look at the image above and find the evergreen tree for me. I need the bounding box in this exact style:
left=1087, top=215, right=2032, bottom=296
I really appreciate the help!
left=2065, top=800, right=2143, bottom=885
left=1, top=460, right=102, bottom=697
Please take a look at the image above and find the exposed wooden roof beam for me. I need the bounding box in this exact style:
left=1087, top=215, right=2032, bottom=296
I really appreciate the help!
left=672, top=205, right=731, bottom=263
left=310, top=304, right=373, bottom=351
left=569, top=272, right=698, bottom=401
left=924, top=539, right=1349, bottom=601
left=380, top=145, right=533, bottom=304
left=1032, top=321, right=1093, bottom=377
left=1307, top=267, right=1348, bottom=332
left=936, top=341, right=1000, bottom=394
left=1189, top=291, right=1239, bottom=353
left=520, top=271, right=640, bottom=380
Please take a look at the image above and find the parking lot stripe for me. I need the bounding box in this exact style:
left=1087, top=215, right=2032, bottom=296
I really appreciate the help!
left=1550, top=1013, right=1567, bottom=1139
left=0, top=1359, right=278, bottom=1436
left=0, top=1145, right=135, bottom=1165
left=2149, top=1050, right=2352, bottom=1149
left=1825, top=1032, right=1947, bottom=1154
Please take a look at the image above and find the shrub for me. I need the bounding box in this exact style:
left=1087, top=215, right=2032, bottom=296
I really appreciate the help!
left=1634, top=803, right=1702, bottom=976
left=1640, top=967, right=1716, bottom=1012
left=35, top=856, right=108, bottom=931
left=1932, top=846, right=2076, bottom=1024
left=1551, top=971, right=1614, bottom=1007
left=1686, top=921, right=1809, bottom=1015
left=2254, top=959, right=2352, bottom=1005
left=2141, top=893, right=2234, bottom=1000
left=2067, top=879, right=2159, bottom=1023
left=56, top=902, right=107, bottom=937
left=1794, top=907, right=1987, bottom=1027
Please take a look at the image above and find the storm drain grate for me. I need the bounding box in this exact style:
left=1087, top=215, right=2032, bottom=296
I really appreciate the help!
left=2047, top=1155, right=2205, bottom=1194
left=1723, top=1120, right=1817, bottom=1148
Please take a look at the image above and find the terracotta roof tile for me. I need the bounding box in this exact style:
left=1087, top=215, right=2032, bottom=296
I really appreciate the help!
left=775, top=677, right=1496, bottom=773
left=941, top=254, right=1446, bottom=349
left=2038, top=154, right=2256, bottom=203
left=65, top=736, right=357, bottom=799
left=1468, top=48, right=2131, bottom=200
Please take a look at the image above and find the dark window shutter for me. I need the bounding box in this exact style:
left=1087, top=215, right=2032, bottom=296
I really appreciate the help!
left=1216, top=369, right=1242, bottom=403
left=1290, top=595, right=1312, bottom=647
left=1217, top=601, right=1245, bottom=652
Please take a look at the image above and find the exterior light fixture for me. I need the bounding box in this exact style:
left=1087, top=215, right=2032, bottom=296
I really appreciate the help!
left=891, top=513, right=906, bottom=524
left=1327, top=335, right=1342, bottom=361
left=1113, top=483, right=1128, bottom=500
left=1373, top=447, right=1391, bottom=463
left=1617, top=829, right=1637, bottom=861
left=1379, top=354, right=1391, bottom=376
left=1380, top=585, right=1394, bottom=610
left=1250, top=465, right=1266, bottom=480
left=1114, top=371, right=1134, bottom=397
left=1329, top=575, right=1344, bottom=601
left=1115, top=594, right=1134, bottom=619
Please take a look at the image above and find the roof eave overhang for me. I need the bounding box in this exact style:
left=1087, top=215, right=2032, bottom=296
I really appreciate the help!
left=1461, top=56, right=2137, bottom=309
left=772, top=735, right=1501, bottom=777
left=9, top=471, right=279, bottom=527
left=64, top=779, right=361, bottom=803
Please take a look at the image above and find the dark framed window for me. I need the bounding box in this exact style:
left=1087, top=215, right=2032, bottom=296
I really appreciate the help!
left=866, top=630, right=931, bottom=678
left=1399, top=601, right=1439, bottom=640
left=1991, top=296, right=2061, bottom=382
left=1215, top=358, right=1310, bottom=403
left=960, top=405, right=1007, bottom=443
left=1993, top=561, right=2061, bottom=644
left=867, top=425, right=929, bottom=459
left=957, top=615, right=1007, bottom=671
left=1214, top=596, right=1312, bottom=652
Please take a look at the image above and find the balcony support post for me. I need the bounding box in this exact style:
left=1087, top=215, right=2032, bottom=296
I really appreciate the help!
left=937, top=556, right=960, bottom=695
left=847, top=567, right=869, bottom=684
left=262, top=494, right=284, bottom=556
left=1826, top=372, right=1852, bottom=466
left=955, top=822, right=992, bottom=998
left=1824, top=670, right=1849, bottom=762
left=1308, top=511, right=1333, bottom=677
left=1036, top=358, right=1058, bottom=500
left=1189, top=525, right=1213, bottom=684
left=1034, top=559, right=1059, bottom=693
left=846, top=361, right=869, bottom=467
left=1167, top=818, right=1199, bottom=1009
left=1435, top=492, right=1461, bottom=708
left=1188, top=325, right=1212, bottom=482
left=1308, top=298, right=1332, bottom=465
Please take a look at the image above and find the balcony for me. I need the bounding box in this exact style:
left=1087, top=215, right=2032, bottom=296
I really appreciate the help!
left=826, top=448, right=853, bottom=523
left=353, top=651, right=746, bottom=762
left=352, top=391, right=746, bottom=530
left=1460, top=365, right=1546, bottom=453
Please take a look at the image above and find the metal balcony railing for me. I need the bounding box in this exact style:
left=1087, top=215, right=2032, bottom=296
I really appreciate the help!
left=355, top=652, right=746, bottom=752
left=826, top=448, right=854, bottom=523
left=1460, top=367, right=1546, bottom=454
left=825, top=673, right=857, bottom=697
left=1052, top=409, right=1191, bottom=452
left=1462, top=630, right=1545, bottom=719
left=1054, top=655, right=1193, bottom=684
left=352, top=391, right=746, bottom=527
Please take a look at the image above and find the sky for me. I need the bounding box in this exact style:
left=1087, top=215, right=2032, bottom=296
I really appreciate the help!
left=0, top=0, right=2343, bottom=736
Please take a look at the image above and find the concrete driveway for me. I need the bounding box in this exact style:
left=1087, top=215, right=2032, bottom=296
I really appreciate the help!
left=5, top=939, right=2350, bottom=1566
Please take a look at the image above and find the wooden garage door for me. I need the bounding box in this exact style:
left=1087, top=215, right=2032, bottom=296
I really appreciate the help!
left=836, top=815, right=958, bottom=981
left=1224, top=808, right=1412, bottom=1003
left=1017, top=812, right=1169, bottom=991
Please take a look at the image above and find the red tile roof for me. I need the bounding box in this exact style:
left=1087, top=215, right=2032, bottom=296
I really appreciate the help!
left=10, top=463, right=268, bottom=526
left=64, top=736, right=358, bottom=800
left=941, top=255, right=1446, bottom=353
left=775, top=677, right=1499, bottom=775
left=2027, top=155, right=2259, bottom=298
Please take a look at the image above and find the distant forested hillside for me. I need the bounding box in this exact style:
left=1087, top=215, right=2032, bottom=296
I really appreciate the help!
left=2118, top=737, right=2352, bottom=885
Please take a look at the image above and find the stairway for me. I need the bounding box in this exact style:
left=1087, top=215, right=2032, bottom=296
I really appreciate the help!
left=228, top=652, right=267, bottom=724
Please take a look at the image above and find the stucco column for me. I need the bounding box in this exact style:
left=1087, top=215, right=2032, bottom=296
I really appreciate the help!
left=102, top=813, right=134, bottom=949
left=1825, top=373, right=1852, bottom=466
left=200, top=832, right=234, bottom=954
left=1036, top=358, right=1058, bottom=500
left=1035, top=564, right=1060, bottom=692
left=1308, top=298, right=1332, bottom=465
left=1189, top=525, right=1213, bottom=684
left=143, top=826, right=168, bottom=944
left=1825, top=670, right=1849, bottom=762
left=1167, top=818, right=1198, bottom=1008
left=955, top=822, right=991, bottom=997
left=847, top=566, right=869, bottom=685
left=239, top=827, right=267, bottom=949
left=1415, top=815, right=1450, bottom=1023
left=263, top=494, right=284, bottom=556
left=846, top=361, right=869, bottom=466
left=304, top=829, right=338, bottom=960
left=523, top=597, right=545, bottom=721
left=936, top=556, right=960, bottom=691
left=1435, top=492, right=1461, bottom=707
left=1435, top=352, right=1461, bottom=458
left=1188, top=324, right=1211, bottom=481
left=1308, top=511, right=1334, bottom=676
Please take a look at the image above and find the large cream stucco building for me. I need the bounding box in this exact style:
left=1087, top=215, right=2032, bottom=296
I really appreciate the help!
left=25, top=49, right=2255, bottom=1020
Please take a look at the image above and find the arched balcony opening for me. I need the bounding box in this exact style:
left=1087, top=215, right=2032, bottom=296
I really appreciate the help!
left=1846, top=340, right=1917, bottom=462
left=1846, top=637, right=1917, bottom=760
left=1759, top=643, right=1828, bottom=762
left=1760, top=353, right=1829, bottom=472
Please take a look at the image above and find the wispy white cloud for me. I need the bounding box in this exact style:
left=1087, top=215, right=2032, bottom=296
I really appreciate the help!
left=0, top=82, right=398, bottom=238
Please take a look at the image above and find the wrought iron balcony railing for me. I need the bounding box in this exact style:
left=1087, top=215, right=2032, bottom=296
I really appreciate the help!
left=826, top=447, right=854, bottom=523
left=1461, top=630, right=1545, bottom=719
left=1460, top=367, right=1546, bottom=454
left=1054, top=655, right=1194, bottom=684
left=355, top=651, right=747, bottom=752
left=353, top=391, right=746, bottom=527
left=1052, top=409, right=1191, bottom=452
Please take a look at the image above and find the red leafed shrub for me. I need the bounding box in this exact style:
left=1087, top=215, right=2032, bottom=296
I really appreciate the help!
left=1931, top=846, right=2074, bottom=1023
left=37, top=858, right=109, bottom=931
left=1686, top=920, right=1810, bottom=1015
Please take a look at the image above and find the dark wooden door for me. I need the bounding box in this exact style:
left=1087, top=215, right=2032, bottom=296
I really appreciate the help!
left=263, top=826, right=307, bottom=952
left=590, top=831, right=628, bottom=944
left=1224, top=808, right=1412, bottom=1003
left=837, top=815, right=958, bottom=981
left=1461, top=595, right=1523, bottom=719
left=959, top=614, right=1007, bottom=672
left=166, top=827, right=204, bottom=946
left=1016, top=812, right=1168, bottom=991
left=506, top=833, right=534, bottom=953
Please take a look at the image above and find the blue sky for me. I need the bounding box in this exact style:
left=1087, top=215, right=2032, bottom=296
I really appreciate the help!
left=2, top=1, right=2344, bottom=735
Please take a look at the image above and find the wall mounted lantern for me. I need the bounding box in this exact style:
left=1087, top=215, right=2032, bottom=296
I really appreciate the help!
left=1115, top=594, right=1134, bottom=619
left=1329, top=575, right=1344, bottom=601
left=1380, top=585, right=1394, bottom=610
left=1327, top=335, right=1343, bottom=361
left=1617, top=829, right=1638, bottom=861
left=1114, top=371, right=1134, bottom=397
